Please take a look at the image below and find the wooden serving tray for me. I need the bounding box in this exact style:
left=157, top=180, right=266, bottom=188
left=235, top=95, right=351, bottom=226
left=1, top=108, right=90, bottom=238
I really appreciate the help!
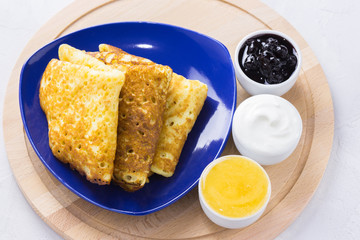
left=3, top=0, right=334, bottom=239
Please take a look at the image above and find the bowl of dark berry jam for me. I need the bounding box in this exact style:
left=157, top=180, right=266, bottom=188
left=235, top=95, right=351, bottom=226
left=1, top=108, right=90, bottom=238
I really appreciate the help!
left=234, top=30, right=302, bottom=96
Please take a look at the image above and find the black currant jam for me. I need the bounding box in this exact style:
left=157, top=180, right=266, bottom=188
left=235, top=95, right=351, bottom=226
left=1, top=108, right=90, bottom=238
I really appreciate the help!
left=238, top=34, right=298, bottom=84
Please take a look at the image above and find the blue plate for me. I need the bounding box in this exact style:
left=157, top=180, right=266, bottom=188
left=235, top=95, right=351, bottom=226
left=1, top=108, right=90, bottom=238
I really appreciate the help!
left=19, top=22, right=236, bottom=215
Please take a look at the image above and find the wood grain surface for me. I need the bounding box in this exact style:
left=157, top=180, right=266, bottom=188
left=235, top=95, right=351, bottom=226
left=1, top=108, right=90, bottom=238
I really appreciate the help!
left=3, top=0, right=334, bottom=239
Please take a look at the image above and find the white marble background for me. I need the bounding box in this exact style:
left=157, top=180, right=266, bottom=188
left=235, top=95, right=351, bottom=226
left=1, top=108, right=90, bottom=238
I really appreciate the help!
left=1, top=0, right=359, bottom=239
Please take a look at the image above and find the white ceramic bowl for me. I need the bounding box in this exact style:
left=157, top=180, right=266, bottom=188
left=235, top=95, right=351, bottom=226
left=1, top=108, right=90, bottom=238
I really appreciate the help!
left=198, top=155, right=271, bottom=229
left=232, top=94, right=303, bottom=165
left=234, top=30, right=302, bottom=96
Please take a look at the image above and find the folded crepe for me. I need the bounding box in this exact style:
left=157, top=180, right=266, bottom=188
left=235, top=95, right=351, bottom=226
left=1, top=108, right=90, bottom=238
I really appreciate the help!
left=113, top=64, right=172, bottom=191
left=86, top=44, right=172, bottom=190
left=97, top=44, right=208, bottom=177
left=39, top=58, right=125, bottom=185
left=151, top=73, right=208, bottom=177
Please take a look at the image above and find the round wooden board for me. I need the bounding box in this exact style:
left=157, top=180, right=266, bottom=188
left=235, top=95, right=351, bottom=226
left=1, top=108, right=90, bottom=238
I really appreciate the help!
left=3, top=0, right=334, bottom=239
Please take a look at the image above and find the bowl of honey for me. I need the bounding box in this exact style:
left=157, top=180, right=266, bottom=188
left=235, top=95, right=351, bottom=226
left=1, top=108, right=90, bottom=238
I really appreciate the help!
left=198, top=155, right=271, bottom=228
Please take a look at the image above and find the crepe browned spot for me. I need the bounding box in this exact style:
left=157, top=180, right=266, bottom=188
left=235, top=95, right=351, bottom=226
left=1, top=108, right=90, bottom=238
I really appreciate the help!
left=97, top=44, right=208, bottom=178
left=39, top=59, right=125, bottom=185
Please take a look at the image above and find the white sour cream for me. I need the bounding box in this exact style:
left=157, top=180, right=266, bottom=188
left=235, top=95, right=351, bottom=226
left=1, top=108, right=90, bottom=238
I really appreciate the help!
left=232, top=94, right=302, bottom=165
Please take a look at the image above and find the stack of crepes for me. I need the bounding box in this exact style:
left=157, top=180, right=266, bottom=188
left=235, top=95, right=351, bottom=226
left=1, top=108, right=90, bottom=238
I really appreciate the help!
left=39, top=43, right=208, bottom=191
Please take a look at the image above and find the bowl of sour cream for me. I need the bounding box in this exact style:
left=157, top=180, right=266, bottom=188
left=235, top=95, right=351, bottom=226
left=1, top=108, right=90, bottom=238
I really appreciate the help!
left=232, top=94, right=302, bottom=165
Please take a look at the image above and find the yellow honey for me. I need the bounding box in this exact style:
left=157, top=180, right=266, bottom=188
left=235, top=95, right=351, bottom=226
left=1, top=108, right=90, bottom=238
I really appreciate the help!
left=201, top=156, right=269, bottom=218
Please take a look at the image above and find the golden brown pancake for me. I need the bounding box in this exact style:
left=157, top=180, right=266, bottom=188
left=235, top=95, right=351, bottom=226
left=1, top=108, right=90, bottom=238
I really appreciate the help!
left=151, top=73, right=208, bottom=177
left=112, top=64, right=172, bottom=191
left=39, top=59, right=125, bottom=185
left=91, top=45, right=172, bottom=190
left=96, top=44, right=208, bottom=178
